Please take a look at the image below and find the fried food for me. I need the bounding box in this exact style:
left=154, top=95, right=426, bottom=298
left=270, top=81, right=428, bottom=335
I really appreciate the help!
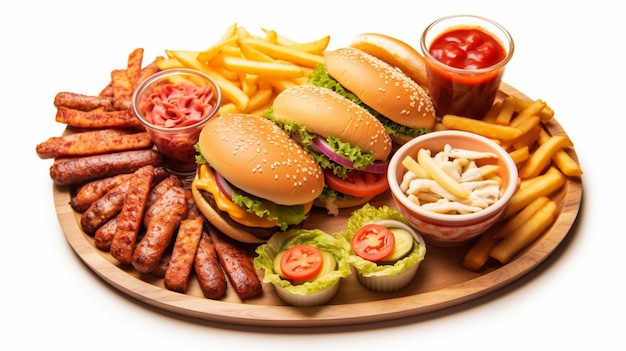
left=55, top=106, right=143, bottom=130
left=194, top=230, right=228, bottom=299
left=209, top=226, right=262, bottom=300
left=164, top=216, right=204, bottom=293
left=70, top=173, right=133, bottom=212
left=131, top=186, right=188, bottom=273
left=36, top=129, right=153, bottom=159
left=53, top=92, right=115, bottom=111
left=109, top=165, right=155, bottom=265
left=49, top=149, right=163, bottom=186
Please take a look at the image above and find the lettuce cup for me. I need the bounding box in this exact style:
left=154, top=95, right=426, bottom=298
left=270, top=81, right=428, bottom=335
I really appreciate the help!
left=340, top=204, right=427, bottom=292
left=254, top=229, right=352, bottom=307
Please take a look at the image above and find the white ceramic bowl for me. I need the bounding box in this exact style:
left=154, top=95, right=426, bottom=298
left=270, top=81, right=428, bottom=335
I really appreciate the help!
left=387, top=130, right=518, bottom=247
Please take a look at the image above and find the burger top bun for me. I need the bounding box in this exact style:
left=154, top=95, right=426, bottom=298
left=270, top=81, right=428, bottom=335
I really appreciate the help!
left=324, top=47, right=436, bottom=130
left=350, top=33, right=429, bottom=89
left=197, top=113, right=324, bottom=206
left=272, top=84, right=392, bottom=161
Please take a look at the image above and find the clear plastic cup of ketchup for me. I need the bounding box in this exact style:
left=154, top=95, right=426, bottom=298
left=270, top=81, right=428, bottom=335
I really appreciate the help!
left=420, top=15, right=514, bottom=119
left=132, top=68, right=221, bottom=179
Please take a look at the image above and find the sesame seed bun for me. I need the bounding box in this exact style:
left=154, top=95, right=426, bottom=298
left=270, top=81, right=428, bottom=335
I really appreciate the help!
left=193, top=113, right=324, bottom=243
left=197, top=113, right=324, bottom=206
left=272, top=84, right=392, bottom=161
left=350, top=32, right=429, bottom=89
left=324, top=47, right=436, bottom=131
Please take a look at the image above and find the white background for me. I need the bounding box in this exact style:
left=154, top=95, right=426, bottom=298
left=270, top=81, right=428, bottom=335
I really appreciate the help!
left=2, top=0, right=623, bottom=350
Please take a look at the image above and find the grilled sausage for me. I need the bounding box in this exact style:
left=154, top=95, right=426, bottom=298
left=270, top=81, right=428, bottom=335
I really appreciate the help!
left=53, top=91, right=116, bottom=111
left=80, top=180, right=130, bottom=234
left=70, top=173, right=133, bottom=212
left=50, top=149, right=163, bottom=186
left=164, top=216, right=204, bottom=293
left=131, top=186, right=187, bottom=273
left=194, top=230, right=227, bottom=299
left=209, top=226, right=262, bottom=300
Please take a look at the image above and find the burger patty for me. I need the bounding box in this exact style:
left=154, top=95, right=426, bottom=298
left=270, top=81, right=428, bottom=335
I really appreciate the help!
left=198, top=189, right=280, bottom=240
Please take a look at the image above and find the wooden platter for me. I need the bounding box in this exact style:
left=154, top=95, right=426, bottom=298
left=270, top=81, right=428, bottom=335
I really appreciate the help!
left=53, top=83, right=582, bottom=327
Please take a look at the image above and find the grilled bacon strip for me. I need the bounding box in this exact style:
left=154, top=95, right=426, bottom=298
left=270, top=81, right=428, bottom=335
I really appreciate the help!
left=36, top=129, right=153, bottom=159
left=55, top=106, right=143, bottom=130
left=50, top=149, right=163, bottom=186
left=109, top=165, right=154, bottom=265
left=164, top=216, right=204, bottom=293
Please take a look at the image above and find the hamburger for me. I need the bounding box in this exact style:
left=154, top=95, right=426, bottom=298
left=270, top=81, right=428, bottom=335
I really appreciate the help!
left=191, top=113, right=325, bottom=243
left=309, top=46, right=436, bottom=145
left=269, top=84, right=392, bottom=215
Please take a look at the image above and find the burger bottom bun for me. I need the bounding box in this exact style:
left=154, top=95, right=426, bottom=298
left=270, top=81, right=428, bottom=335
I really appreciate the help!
left=191, top=181, right=267, bottom=244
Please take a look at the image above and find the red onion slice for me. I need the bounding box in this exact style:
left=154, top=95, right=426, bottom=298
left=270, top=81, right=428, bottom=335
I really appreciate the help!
left=311, top=137, right=388, bottom=173
left=214, top=171, right=235, bottom=200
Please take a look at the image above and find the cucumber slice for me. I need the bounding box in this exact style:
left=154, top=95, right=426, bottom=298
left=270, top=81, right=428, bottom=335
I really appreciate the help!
left=380, top=228, right=414, bottom=263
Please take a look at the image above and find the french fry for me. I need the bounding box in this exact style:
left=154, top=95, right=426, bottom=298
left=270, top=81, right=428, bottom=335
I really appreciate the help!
left=492, top=196, right=551, bottom=239
left=494, top=96, right=516, bottom=125
left=552, top=149, right=583, bottom=177
left=237, top=37, right=324, bottom=68
left=401, top=155, right=431, bottom=179
left=287, top=35, right=331, bottom=54
left=441, top=114, right=522, bottom=141
left=417, top=148, right=470, bottom=198
left=462, top=226, right=501, bottom=271
left=490, top=199, right=557, bottom=264
left=537, top=127, right=583, bottom=177
left=221, top=56, right=304, bottom=78
left=518, top=135, right=573, bottom=179
left=502, top=166, right=565, bottom=219
left=508, top=96, right=554, bottom=122
left=508, top=146, right=529, bottom=165
left=509, top=99, right=546, bottom=128
left=169, top=50, right=249, bottom=110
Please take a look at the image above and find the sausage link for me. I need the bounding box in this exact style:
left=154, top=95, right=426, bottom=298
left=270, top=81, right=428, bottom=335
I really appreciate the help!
left=131, top=186, right=187, bottom=273
left=70, top=173, right=133, bottom=212
left=209, top=226, right=262, bottom=300
left=164, top=216, right=204, bottom=293
left=50, top=149, right=163, bottom=186
left=110, top=165, right=154, bottom=265
left=194, top=231, right=227, bottom=299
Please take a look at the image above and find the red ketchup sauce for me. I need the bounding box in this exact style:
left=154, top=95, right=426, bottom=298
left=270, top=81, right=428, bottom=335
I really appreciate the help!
left=427, top=27, right=507, bottom=119
left=141, top=82, right=217, bottom=171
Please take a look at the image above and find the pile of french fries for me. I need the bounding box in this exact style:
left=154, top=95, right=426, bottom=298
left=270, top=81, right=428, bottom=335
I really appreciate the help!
left=434, top=96, right=583, bottom=271
left=156, top=23, right=330, bottom=116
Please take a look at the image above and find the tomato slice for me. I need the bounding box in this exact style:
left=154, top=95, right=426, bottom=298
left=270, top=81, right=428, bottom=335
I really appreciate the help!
left=279, top=244, right=324, bottom=281
left=324, top=169, right=388, bottom=198
left=351, top=223, right=396, bottom=262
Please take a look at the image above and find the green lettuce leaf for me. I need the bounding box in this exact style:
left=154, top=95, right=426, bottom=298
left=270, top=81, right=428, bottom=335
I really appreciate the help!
left=265, top=112, right=374, bottom=179
left=254, top=229, right=352, bottom=295
left=231, top=190, right=307, bottom=231
left=338, top=204, right=426, bottom=277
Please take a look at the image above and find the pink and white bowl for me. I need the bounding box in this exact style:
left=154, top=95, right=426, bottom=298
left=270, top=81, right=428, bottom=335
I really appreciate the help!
left=387, top=130, right=518, bottom=247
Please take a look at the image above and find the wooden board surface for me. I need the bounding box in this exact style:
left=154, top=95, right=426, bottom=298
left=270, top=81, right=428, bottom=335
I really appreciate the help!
left=53, top=83, right=582, bottom=327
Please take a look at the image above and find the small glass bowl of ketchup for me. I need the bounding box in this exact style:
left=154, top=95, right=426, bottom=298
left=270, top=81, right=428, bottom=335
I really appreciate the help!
left=132, top=68, right=221, bottom=179
left=420, top=15, right=514, bottom=119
